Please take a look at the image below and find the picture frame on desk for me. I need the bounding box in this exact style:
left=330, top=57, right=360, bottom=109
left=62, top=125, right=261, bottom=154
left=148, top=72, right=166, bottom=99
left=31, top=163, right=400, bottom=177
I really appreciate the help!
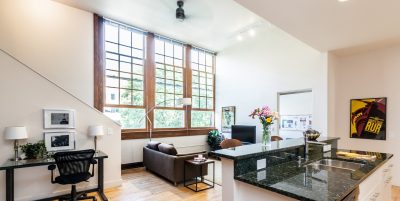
left=43, top=109, right=76, bottom=129
left=44, top=131, right=76, bottom=152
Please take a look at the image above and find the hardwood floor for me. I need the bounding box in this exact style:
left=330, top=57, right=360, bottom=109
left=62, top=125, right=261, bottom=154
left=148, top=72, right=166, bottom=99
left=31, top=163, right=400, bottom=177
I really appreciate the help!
left=88, top=168, right=400, bottom=201
left=393, top=186, right=400, bottom=201
left=91, top=168, right=221, bottom=201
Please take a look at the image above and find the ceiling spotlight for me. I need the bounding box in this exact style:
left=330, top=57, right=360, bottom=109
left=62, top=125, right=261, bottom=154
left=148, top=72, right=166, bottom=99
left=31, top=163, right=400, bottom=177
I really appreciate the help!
left=248, top=29, right=256, bottom=37
left=338, top=0, right=349, bottom=2
left=236, top=35, right=243, bottom=41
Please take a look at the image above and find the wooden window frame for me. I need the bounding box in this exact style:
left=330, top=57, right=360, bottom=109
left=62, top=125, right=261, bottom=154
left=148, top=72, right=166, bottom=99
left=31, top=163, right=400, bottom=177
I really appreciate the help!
left=94, top=14, right=215, bottom=139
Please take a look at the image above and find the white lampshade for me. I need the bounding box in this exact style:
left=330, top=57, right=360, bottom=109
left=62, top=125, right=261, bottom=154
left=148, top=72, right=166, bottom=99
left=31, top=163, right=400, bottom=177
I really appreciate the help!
left=4, top=126, right=28, bottom=140
left=88, top=125, right=104, bottom=137
left=182, top=98, right=192, bottom=106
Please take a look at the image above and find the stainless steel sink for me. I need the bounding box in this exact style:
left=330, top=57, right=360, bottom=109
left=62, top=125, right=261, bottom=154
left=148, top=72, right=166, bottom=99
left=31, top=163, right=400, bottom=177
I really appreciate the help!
left=309, top=159, right=364, bottom=171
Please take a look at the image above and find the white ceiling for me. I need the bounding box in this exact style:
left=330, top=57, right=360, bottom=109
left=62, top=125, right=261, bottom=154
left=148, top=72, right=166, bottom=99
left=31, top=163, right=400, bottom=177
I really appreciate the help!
left=234, top=0, right=400, bottom=53
left=55, top=0, right=266, bottom=52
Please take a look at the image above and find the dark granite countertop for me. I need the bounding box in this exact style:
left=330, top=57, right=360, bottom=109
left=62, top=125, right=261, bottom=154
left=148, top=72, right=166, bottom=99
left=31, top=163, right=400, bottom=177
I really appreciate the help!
left=212, top=137, right=339, bottom=160
left=235, top=149, right=393, bottom=201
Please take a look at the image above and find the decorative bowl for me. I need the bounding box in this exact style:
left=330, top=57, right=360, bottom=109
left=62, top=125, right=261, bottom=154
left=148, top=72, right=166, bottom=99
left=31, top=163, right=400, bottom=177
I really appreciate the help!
left=304, top=129, right=321, bottom=141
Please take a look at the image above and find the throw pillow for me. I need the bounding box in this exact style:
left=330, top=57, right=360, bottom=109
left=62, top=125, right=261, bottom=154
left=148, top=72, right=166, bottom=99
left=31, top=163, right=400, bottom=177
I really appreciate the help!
left=158, top=143, right=178, bottom=155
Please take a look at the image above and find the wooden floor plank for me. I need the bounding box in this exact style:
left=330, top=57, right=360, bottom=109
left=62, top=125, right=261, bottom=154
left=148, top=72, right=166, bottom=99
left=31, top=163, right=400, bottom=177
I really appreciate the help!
left=73, top=168, right=400, bottom=201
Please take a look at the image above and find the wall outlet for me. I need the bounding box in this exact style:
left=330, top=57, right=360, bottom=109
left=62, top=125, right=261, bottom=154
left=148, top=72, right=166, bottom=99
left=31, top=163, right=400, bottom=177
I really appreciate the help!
left=107, top=128, right=113, bottom=135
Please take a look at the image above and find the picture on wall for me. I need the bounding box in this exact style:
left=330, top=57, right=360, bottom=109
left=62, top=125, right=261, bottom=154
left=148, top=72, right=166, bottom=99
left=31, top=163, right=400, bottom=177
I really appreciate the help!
left=280, top=115, right=312, bottom=131
left=44, top=131, right=76, bottom=152
left=350, top=98, right=386, bottom=140
left=43, top=109, right=76, bottom=129
left=221, top=106, right=236, bottom=133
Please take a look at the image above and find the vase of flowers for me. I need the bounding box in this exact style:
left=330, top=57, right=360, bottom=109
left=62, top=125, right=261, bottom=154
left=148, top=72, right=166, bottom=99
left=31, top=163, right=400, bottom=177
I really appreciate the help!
left=249, top=106, right=279, bottom=146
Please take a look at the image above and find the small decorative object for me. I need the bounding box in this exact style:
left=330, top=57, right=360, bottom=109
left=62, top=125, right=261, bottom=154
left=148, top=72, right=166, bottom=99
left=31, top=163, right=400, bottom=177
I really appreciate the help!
left=20, top=140, right=47, bottom=159
left=207, top=129, right=225, bottom=151
left=43, top=109, right=76, bottom=129
left=194, top=154, right=206, bottom=162
left=88, top=125, right=104, bottom=152
left=4, top=126, right=28, bottom=161
left=249, top=106, right=279, bottom=146
left=350, top=98, right=386, bottom=140
left=303, top=129, right=320, bottom=141
left=44, top=131, right=75, bottom=152
left=221, top=106, right=236, bottom=133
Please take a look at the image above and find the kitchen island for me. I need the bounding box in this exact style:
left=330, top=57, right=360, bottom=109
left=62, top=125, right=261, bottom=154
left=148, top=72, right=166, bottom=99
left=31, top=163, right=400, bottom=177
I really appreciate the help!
left=212, top=137, right=393, bottom=201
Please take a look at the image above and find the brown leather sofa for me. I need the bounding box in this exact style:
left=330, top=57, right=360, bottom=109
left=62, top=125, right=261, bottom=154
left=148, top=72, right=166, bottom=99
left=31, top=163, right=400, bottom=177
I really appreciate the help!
left=143, top=142, right=208, bottom=186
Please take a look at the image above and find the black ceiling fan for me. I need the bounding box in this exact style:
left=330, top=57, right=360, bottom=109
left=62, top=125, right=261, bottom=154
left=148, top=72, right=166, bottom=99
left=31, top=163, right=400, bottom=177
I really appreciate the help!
left=176, top=0, right=185, bottom=21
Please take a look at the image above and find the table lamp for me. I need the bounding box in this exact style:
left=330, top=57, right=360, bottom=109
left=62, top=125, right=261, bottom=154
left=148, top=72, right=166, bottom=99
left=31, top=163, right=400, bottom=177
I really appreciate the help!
left=88, top=125, right=104, bottom=152
left=4, top=126, right=28, bottom=161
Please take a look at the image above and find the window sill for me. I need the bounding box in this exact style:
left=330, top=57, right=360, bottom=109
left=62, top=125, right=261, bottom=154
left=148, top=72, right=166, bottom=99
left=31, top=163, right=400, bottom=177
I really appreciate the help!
left=121, top=128, right=215, bottom=140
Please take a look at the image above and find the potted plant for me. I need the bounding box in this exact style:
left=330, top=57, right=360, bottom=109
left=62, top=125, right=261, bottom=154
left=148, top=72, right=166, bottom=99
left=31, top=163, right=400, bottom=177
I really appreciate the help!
left=249, top=105, right=279, bottom=146
left=20, top=140, right=47, bottom=159
left=207, top=129, right=224, bottom=151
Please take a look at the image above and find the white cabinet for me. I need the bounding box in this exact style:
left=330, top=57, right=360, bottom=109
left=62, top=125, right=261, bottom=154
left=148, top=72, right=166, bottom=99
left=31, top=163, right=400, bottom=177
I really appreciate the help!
left=359, top=158, right=393, bottom=201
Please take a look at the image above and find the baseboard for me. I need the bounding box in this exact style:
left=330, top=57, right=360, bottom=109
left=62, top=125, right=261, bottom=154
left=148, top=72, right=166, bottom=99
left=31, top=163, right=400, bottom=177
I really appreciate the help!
left=121, top=162, right=144, bottom=170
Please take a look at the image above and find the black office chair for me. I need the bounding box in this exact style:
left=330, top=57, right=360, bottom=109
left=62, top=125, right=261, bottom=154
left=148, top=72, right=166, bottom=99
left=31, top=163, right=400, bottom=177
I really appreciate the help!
left=48, top=149, right=97, bottom=201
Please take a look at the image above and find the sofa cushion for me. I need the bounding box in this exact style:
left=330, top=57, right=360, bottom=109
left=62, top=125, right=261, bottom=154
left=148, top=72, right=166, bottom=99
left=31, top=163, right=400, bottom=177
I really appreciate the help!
left=158, top=143, right=178, bottom=155
left=147, top=141, right=161, bottom=151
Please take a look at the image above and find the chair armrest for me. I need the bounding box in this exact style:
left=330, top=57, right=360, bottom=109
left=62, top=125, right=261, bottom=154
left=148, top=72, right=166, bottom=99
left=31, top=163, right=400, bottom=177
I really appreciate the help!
left=91, top=159, right=98, bottom=164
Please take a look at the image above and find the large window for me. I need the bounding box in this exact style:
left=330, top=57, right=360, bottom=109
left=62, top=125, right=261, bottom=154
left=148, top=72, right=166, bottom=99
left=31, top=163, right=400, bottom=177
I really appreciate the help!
left=154, top=36, right=185, bottom=128
left=94, top=16, right=216, bottom=138
left=191, top=48, right=215, bottom=127
left=102, top=20, right=146, bottom=129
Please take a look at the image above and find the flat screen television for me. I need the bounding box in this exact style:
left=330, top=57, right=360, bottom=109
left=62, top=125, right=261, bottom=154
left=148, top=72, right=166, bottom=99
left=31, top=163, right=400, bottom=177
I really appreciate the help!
left=231, top=125, right=256, bottom=144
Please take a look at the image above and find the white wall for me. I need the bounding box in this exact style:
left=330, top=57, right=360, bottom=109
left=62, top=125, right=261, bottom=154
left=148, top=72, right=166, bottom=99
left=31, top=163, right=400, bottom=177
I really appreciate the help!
left=0, top=0, right=122, bottom=200
left=329, top=45, right=400, bottom=186
left=0, top=51, right=122, bottom=201
left=0, top=0, right=94, bottom=106
left=215, top=26, right=326, bottom=142
left=122, top=135, right=207, bottom=164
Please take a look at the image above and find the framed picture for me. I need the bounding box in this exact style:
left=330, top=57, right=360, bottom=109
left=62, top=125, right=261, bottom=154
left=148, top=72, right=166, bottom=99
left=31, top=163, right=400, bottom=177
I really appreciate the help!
left=280, top=115, right=312, bottom=131
left=44, top=131, right=76, bottom=152
left=221, top=106, right=236, bottom=133
left=350, top=98, right=387, bottom=140
left=43, top=109, right=76, bottom=129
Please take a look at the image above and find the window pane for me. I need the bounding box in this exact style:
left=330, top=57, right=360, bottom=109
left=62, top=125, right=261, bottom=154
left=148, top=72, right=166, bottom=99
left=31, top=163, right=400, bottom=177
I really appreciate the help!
left=132, top=90, right=143, bottom=105
left=104, top=107, right=145, bottom=129
left=106, top=87, right=119, bottom=104
left=132, top=32, right=143, bottom=49
left=119, top=28, right=131, bottom=46
left=120, top=89, right=132, bottom=105
left=105, top=24, right=118, bottom=43
left=191, top=111, right=214, bottom=127
left=154, top=109, right=184, bottom=128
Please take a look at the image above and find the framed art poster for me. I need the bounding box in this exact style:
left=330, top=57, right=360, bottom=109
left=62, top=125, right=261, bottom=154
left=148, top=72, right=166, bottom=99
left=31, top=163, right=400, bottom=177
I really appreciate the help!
left=350, top=98, right=386, bottom=140
left=43, top=109, right=76, bottom=129
left=280, top=115, right=312, bottom=131
left=221, top=106, right=236, bottom=133
left=44, top=131, right=76, bottom=152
